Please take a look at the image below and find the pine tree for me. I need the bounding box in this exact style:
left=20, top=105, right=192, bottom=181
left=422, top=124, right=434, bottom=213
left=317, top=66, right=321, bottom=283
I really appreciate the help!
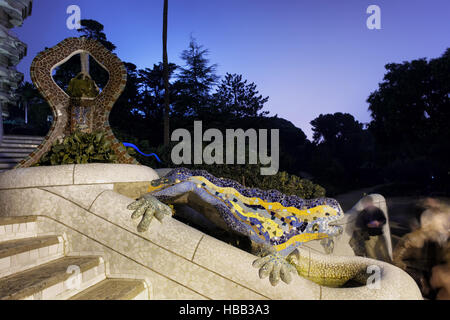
left=175, top=37, right=219, bottom=117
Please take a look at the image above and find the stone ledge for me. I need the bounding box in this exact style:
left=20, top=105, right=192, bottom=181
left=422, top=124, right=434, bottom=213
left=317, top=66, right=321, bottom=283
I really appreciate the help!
left=0, top=164, right=159, bottom=189
left=0, top=165, right=74, bottom=189
left=74, top=164, right=158, bottom=185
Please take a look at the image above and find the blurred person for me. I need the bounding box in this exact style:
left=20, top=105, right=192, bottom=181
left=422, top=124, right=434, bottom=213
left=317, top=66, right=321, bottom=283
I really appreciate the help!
left=393, top=198, right=450, bottom=299
left=430, top=262, right=450, bottom=300
left=349, top=195, right=392, bottom=263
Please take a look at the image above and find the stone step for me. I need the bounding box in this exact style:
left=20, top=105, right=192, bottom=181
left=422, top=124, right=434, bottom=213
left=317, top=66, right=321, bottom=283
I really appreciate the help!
left=0, top=152, right=31, bottom=158
left=69, top=279, right=148, bottom=300
left=0, top=143, right=40, bottom=149
left=0, top=216, right=38, bottom=242
left=3, top=135, right=44, bottom=142
left=3, top=136, right=44, bottom=142
left=0, top=147, right=35, bottom=153
left=0, top=256, right=106, bottom=300
left=0, top=158, right=23, bottom=163
left=0, top=163, right=16, bottom=170
left=0, top=235, right=64, bottom=278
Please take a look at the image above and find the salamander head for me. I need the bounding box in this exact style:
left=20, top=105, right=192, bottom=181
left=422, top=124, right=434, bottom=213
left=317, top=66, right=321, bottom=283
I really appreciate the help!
left=151, top=177, right=174, bottom=187
left=148, top=177, right=177, bottom=193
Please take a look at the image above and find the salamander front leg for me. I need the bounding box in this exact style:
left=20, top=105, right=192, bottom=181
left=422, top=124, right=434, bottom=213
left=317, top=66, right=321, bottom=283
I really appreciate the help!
left=127, top=194, right=173, bottom=232
left=252, top=247, right=297, bottom=286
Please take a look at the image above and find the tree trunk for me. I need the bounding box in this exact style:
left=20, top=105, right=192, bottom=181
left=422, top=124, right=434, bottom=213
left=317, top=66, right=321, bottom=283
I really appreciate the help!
left=163, top=0, right=170, bottom=146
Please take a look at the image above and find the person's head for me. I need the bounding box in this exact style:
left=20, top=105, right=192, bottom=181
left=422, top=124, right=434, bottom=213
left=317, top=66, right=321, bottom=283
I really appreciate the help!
left=358, top=205, right=387, bottom=235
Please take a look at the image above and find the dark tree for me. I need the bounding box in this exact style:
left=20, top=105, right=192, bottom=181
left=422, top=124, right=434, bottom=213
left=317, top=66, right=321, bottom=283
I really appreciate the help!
left=138, top=62, right=178, bottom=120
left=309, top=112, right=373, bottom=194
left=213, top=73, right=269, bottom=118
left=367, top=48, right=450, bottom=191
left=368, top=49, right=450, bottom=154
left=311, top=112, right=364, bottom=146
left=6, top=81, right=52, bottom=135
left=77, top=19, right=116, bottom=51
left=175, top=37, right=219, bottom=117
left=109, top=63, right=144, bottom=139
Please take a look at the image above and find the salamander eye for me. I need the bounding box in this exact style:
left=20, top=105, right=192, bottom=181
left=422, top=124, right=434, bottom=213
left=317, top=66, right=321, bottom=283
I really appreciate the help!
left=166, top=178, right=176, bottom=184
left=312, top=224, right=320, bottom=232
left=151, top=179, right=161, bottom=187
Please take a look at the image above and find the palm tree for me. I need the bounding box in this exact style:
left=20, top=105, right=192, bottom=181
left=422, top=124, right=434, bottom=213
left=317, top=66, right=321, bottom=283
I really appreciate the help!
left=162, top=0, right=170, bottom=146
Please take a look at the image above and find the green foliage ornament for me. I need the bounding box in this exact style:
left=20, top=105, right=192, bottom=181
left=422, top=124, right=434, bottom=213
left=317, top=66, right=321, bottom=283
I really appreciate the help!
left=67, top=73, right=100, bottom=98
left=36, top=131, right=118, bottom=166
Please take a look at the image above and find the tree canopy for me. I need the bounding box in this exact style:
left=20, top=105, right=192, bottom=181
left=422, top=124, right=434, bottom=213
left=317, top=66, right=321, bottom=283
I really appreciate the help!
left=213, top=73, right=269, bottom=118
left=367, top=48, right=450, bottom=191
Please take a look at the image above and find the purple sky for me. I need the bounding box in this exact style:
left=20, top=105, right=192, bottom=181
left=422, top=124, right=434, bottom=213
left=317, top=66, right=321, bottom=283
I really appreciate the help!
left=12, top=0, right=450, bottom=139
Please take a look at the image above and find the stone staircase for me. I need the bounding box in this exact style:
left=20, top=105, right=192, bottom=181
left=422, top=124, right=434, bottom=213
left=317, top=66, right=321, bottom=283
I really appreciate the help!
left=0, top=135, right=44, bottom=173
left=0, top=216, right=149, bottom=300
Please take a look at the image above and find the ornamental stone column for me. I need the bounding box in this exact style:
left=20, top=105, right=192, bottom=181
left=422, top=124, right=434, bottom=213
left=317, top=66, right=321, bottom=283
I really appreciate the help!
left=16, top=37, right=138, bottom=167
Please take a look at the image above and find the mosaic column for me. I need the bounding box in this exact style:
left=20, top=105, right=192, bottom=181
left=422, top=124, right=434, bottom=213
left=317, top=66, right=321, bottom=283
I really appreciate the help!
left=16, top=37, right=138, bottom=168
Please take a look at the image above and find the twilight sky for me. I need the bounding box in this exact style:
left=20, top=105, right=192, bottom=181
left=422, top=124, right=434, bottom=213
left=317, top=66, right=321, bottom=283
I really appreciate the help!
left=12, top=0, right=450, bottom=139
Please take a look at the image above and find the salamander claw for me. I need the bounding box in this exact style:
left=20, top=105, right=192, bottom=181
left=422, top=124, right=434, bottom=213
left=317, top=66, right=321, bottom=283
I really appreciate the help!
left=127, top=194, right=173, bottom=232
left=253, top=253, right=296, bottom=286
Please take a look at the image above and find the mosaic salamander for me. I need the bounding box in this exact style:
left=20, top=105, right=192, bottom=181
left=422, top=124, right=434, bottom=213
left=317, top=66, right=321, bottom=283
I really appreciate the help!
left=127, top=168, right=344, bottom=286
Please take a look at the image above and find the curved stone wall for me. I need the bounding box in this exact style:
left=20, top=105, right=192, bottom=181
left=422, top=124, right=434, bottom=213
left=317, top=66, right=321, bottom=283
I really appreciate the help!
left=0, top=164, right=422, bottom=299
